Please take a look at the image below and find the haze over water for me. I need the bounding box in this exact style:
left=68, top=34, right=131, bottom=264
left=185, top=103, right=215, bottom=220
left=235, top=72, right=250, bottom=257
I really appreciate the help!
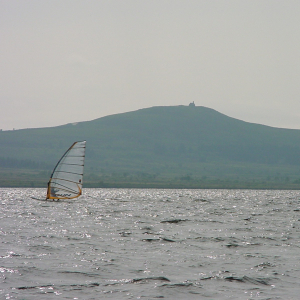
left=1, top=188, right=300, bottom=299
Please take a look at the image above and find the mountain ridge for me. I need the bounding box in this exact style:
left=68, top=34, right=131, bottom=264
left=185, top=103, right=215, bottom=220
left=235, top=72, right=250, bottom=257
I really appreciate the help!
left=1, top=105, right=300, bottom=188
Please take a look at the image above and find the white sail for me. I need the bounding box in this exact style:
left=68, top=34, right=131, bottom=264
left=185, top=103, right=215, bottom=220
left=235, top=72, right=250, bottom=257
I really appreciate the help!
left=46, top=141, right=86, bottom=200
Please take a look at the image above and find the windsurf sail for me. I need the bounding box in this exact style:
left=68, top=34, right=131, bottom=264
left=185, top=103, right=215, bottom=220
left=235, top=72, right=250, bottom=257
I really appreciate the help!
left=46, top=141, right=86, bottom=200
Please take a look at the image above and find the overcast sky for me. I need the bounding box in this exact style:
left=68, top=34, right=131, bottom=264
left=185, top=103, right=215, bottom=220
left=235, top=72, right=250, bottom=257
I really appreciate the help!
left=1, top=1, right=300, bottom=130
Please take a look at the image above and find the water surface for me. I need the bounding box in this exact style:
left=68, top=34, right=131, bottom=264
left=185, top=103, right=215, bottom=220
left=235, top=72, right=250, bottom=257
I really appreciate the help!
left=1, top=188, right=300, bottom=299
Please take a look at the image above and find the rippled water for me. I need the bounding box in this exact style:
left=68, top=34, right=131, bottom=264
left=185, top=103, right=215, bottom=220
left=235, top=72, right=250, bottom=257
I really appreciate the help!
left=1, top=188, right=300, bottom=299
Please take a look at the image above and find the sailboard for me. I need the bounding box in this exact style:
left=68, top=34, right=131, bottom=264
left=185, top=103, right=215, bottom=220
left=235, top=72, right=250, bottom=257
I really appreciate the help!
left=32, top=141, right=86, bottom=201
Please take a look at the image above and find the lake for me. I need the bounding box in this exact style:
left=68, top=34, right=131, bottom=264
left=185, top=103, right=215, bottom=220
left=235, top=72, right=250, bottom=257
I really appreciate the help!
left=1, top=188, right=300, bottom=299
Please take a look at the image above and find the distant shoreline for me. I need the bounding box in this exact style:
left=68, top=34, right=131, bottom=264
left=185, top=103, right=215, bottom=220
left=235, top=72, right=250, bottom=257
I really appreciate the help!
left=1, top=180, right=300, bottom=190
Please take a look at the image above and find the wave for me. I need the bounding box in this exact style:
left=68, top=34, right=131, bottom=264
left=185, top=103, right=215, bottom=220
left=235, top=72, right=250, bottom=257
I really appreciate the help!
left=161, top=219, right=188, bottom=224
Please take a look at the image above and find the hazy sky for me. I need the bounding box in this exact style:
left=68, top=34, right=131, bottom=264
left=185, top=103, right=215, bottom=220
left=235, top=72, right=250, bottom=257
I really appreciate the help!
left=1, top=1, right=300, bottom=130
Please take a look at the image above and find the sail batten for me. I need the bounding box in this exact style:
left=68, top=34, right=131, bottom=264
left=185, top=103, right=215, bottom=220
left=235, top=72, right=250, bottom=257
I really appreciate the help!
left=52, top=171, right=84, bottom=176
left=46, top=141, right=86, bottom=200
left=57, top=163, right=84, bottom=166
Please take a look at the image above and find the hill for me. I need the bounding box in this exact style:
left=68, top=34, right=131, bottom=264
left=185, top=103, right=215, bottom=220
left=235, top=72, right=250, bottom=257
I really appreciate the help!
left=1, top=105, right=300, bottom=188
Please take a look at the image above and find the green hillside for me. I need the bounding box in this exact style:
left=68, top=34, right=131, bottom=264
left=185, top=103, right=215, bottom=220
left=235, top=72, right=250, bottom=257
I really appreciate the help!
left=1, top=105, right=300, bottom=188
